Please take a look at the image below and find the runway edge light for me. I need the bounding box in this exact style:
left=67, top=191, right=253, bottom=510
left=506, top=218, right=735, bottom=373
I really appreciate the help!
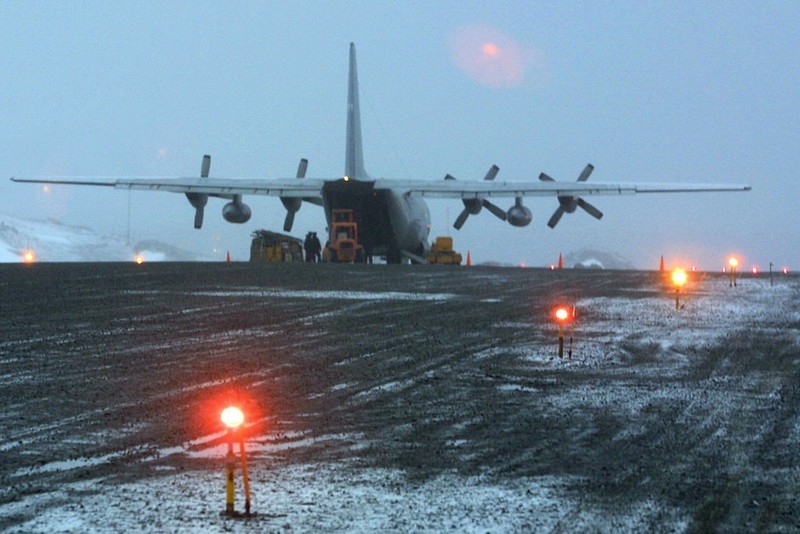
left=728, top=256, right=739, bottom=288
left=221, top=406, right=244, bottom=429
left=671, top=268, right=687, bottom=310
left=220, top=406, right=253, bottom=518
left=553, top=305, right=574, bottom=358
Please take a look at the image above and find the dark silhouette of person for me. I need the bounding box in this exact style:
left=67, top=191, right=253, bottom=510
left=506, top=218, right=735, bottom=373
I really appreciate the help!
left=303, top=232, right=314, bottom=262
left=310, top=232, right=322, bottom=262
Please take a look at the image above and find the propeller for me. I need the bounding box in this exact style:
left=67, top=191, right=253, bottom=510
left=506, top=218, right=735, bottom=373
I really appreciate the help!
left=281, top=158, right=308, bottom=232
left=446, top=165, right=507, bottom=230
left=540, top=163, right=604, bottom=228
left=185, top=154, right=210, bottom=229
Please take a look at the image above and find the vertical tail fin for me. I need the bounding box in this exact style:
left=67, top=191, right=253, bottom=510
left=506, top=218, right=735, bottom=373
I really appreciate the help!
left=345, top=43, right=369, bottom=180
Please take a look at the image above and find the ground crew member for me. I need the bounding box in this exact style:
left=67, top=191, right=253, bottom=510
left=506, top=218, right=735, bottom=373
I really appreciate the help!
left=310, top=232, right=322, bottom=262
left=304, top=232, right=314, bottom=262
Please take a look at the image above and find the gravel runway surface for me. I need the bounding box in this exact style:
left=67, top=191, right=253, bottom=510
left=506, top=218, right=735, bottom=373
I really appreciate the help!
left=1, top=263, right=798, bottom=532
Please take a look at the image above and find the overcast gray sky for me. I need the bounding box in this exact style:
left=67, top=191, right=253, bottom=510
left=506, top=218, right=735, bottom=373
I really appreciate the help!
left=2, top=1, right=797, bottom=270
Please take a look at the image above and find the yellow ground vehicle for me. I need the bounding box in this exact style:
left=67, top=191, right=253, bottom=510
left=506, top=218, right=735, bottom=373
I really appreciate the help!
left=426, top=236, right=462, bottom=265
left=249, top=230, right=304, bottom=262
left=323, top=209, right=364, bottom=263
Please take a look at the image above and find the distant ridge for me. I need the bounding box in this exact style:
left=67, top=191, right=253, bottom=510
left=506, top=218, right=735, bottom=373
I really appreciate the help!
left=0, top=214, right=200, bottom=262
left=564, top=249, right=635, bottom=270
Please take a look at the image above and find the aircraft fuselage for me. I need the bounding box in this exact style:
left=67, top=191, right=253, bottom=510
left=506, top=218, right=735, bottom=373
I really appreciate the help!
left=321, top=179, right=430, bottom=260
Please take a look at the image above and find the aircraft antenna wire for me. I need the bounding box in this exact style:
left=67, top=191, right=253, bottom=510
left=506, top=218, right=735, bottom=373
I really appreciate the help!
left=360, top=86, right=412, bottom=181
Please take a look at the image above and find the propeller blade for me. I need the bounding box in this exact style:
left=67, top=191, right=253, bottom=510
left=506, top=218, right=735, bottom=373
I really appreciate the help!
left=201, top=155, right=211, bottom=178
left=547, top=206, right=566, bottom=228
left=577, top=198, right=603, bottom=220
left=453, top=209, right=470, bottom=230
left=483, top=199, right=508, bottom=221
left=296, top=158, right=308, bottom=178
left=283, top=209, right=296, bottom=232
left=541, top=164, right=602, bottom=227
left=194, top=206, right=204, bottom=229
left=577, top=164, right=594, bottom=182
left=448, top=166, right=501, bottom=227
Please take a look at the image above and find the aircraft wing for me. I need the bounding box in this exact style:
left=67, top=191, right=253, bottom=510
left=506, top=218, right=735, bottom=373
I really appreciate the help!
left=373, top=178, right=752, bottom=199
left=10, top=176, right=327, bottom=199
left=11, top=174, right=751, bottom=199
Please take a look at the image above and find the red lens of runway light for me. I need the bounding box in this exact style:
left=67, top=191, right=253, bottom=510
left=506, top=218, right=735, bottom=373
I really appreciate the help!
left=221, top=406, right=245, bottom=429
left=671, top=268, right=687, bottom=287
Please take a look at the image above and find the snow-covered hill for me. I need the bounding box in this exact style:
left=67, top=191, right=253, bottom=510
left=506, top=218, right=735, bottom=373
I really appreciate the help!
left=564, top=248, right=636, bottom=270
left=0, top=214, right=201, bottom=262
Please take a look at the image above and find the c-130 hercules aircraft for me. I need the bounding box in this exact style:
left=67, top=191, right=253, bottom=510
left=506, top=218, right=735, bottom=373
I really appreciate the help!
left=12, top=43, right=750, bottom=264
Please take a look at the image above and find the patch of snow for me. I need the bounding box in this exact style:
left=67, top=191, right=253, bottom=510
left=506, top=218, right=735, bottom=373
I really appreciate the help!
left=574, top=258, right=604, bottom=269
left=497, top=384, right=538, bottom=393
left=354, top=380, right=414, bottom=398
left=127, top=288, right=459, bottom=302
left=12, top=452, right=123, bottom=477
left=565, top=248, right=635, bottom=270
left=9, top=464, right=688, bottom=533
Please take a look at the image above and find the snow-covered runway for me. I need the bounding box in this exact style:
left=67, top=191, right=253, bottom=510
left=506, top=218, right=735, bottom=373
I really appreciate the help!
left=1, top=263, right=798, bottom=532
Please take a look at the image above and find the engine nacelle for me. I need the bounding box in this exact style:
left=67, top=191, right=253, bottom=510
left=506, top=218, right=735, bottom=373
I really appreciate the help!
left=559, top=195, right=578, bottom=213
left=222, top=199, right=252, bottom=224
left=185, top=192, right=208, bottom=210
left=462, top=198, right=483, bottom=215
left=507, top=199, right=532, bottom=227
left=281, top=197, right=301, bottom=214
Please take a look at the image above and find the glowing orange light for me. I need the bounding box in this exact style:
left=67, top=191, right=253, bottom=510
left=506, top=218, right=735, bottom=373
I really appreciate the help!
left=482, top=42, right=500, bottom=56
left=22, top=250, right=36, bottom=263
left=671, top=268, right=687, bottom=287
left=554, top=306, right=571, bottom=323
left=221, top=406, right=244, bottom=429
left=728, top=257, right=739, bottom=269
left=135, top=254, right=144, bottom=264
left=449, top=26, right=528, bottom=88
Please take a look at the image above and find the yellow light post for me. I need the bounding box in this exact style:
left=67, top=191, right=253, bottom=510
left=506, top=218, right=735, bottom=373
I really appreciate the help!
left=728, top=257, right=739, bottom=287
left=671, top=268, right=687, bottom=310
left=553, top=306, right=573, bottom=358
left=221, top=406, right=252, bottom=517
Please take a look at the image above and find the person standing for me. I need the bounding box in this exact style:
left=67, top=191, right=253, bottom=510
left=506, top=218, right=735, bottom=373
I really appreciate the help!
left=311, top=232, right=322, bottom=262
left=303, top=232, right=314, bottom=262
